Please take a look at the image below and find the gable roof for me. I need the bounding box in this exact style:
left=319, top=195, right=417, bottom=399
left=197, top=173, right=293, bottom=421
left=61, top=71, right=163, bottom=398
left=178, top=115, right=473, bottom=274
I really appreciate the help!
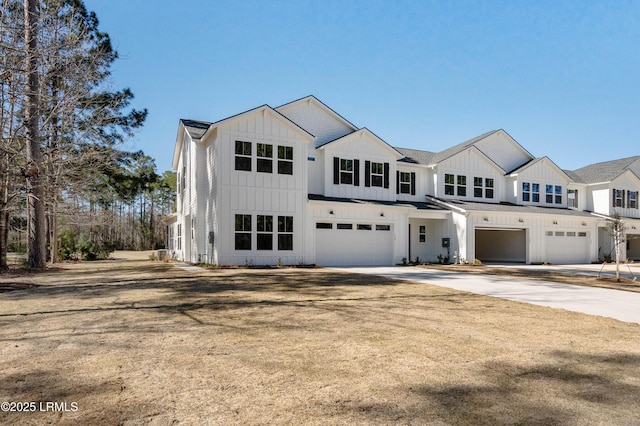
left=507, top=156, right=573, bottom=181
left=275, top=95, right=359, bottom=133
left=570, top=156, right=640, bottom=184
left=317, top=128, right=404, bottom=159
left=173, top=104, right=315, bottom=169
left=395, top=147, right=436, bottom=165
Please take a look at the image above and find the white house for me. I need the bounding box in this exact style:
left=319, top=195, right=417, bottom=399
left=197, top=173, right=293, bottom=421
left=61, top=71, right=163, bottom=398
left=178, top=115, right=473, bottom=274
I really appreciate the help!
left=167, top=96, right=640, bottom=266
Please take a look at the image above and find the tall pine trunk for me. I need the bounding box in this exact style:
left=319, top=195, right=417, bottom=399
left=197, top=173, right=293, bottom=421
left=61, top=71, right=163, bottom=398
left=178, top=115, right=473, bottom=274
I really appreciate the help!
left=24, top=0, right=46, bottom=268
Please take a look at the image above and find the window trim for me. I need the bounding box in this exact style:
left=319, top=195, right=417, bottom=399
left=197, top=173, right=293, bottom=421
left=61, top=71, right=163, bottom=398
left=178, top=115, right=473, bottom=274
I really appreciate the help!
left=277, top=145, right=293, bottom=175
left=235, top=140, right=252, bottom=171
left=234, top=214, right=252, bottom=250
left=256, top=215, right=273, bottom=250
left=256, top=143, right=273, bottom=174
left=444, top=174, right=455, bottom=196
left=277, top=216, right=293, bottom=250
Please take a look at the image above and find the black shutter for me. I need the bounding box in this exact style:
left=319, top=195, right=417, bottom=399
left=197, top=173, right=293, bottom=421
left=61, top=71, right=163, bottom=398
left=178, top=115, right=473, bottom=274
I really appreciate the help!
left=384, top=163, right=389, bottom=188
left=623, top=190, right=626, bottom=208
left=365, top=161, right=371, bottom=187
left=354, top=159, right=360, bottom=186
left=410, top=172, right=416, bottom=195
left=333, top=157, right=340, bottom=184
left=396, top=171, right=400, bottom=194
left=613, top=189, right=616, bottom=207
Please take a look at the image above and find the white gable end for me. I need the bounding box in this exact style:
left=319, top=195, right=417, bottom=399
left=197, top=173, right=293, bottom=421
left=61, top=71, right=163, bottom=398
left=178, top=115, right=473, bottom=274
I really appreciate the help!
left=475, top=131, right=533, bottom=172
left=276, top=97, right=356, bottom=147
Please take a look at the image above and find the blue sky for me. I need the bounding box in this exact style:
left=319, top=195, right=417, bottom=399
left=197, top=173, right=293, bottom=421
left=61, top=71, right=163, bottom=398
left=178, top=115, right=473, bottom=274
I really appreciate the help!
left=84, top=0, right=640, bottom=172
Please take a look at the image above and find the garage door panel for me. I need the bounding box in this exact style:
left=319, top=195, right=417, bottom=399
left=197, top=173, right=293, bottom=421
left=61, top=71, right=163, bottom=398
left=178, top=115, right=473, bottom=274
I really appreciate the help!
left=545, top=230, right=589, bottom=264
left=316, top=224, right=393, bottom=266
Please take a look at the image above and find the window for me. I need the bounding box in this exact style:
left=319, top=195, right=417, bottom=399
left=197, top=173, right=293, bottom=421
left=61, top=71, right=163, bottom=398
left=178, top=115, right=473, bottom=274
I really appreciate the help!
left=277, top=146, right=293, bottom=175
left=177, top=224, right=182, bottom=250
left=376, top=225, right=391, bottom=231
left=555, top=185, right=562, bottom=204
left=235, top=214, right=251, bottom=250
left=337, top=223, right=353, bottom=230
left=257, top=215, right=273, bottom=250
left=630, top=191, right=638, bottom=209
left=257, top=143, right=273, bottom=173
left=568, top=189, right=578, bottom=208
left=340, top=159, right=353, bottom=184
left=485, top=178, right=494, bottom=198
left=532, top=183, right=540, bottom=203
left=277, top=216, right=293, bottom=250
left=419, top=225, right=426, bottom=243
left=614, top=189, right=624, bottom=207
left=235, top=141, right=252, bottom=171
left=555, top=231, right=565, bottom=237
left=546, top=185, right=553, bottom=203
left=316, top=222, right=332, bottom=229
left=578, top=232, right=587, bottom=237
left=457, top=175, right=467, bottom=196
left=567, top=231, right=576, bottom=237
left=191, top=217, right=196, bottom=240
left=545, top=231, right=553, bottom=237
left=474, top=177, right=483, bottom=198
left=370, top=162, right=384, bottom=187
left=357, top=224, right=372, bottom=230
left=444, top=174, right=455, bottom=195
left=522, top=182, right=531, bottom=202
left=399, top=172, right=412, bottom=194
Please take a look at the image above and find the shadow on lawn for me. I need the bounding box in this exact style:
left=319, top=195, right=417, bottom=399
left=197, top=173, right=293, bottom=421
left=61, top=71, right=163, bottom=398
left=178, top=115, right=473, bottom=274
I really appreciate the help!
left=346, top=350, right=640, bottom=425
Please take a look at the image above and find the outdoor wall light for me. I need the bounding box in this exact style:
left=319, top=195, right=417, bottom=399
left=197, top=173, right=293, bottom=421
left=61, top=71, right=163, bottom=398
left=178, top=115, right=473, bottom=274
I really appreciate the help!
left=582, top=222, right=587, bottom=226
left=483, top=217, right=489, bottom=221
left=380, top=212, right=385, bottom=217
left=553, top=220, right=558, bottom=225
left=518, top=218, right=524, bottom=223
left=329, top=210, right=334, bottom=215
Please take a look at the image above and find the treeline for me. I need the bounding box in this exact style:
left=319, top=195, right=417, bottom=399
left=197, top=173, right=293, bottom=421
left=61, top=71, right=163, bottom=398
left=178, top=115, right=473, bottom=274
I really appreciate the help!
left=1, top=0, right=174, bottom=267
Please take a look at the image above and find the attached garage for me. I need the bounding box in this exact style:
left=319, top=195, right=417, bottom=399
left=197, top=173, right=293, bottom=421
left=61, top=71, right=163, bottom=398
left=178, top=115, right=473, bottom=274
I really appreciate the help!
left=475, top=228, right=526, bottom=263
left=627, top=235, right=640, bottom=261
left=545, top=230, right=590, bottom=264
left=315, top=222, right=394, bottom=266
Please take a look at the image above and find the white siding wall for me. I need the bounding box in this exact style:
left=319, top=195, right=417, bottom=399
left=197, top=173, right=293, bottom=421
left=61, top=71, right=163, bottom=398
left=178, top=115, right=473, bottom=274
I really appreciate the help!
left=408, top=218, right=450, bottom=262
left=307, top=147, right=324, bottom=195
left=323, top=135, right=399, bottom=201
left=276, top=99, right=355, bottom=147
left=610, top=174, right=640, bottom=219
left=437, top=149, right=503, bottom=203
left=475, top=132, right=532, bottom=172
left=214, top=112, right=310, bottom=265
left=514, top=160, right=570, bottom=208
left=396, top=165, right=430, bottom=202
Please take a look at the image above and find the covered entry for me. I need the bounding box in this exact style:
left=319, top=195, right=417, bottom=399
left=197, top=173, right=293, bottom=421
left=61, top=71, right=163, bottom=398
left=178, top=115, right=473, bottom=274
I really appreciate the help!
left=315, top=222, right=394, bottom=266
left=475, top=228, right=526, bottom=263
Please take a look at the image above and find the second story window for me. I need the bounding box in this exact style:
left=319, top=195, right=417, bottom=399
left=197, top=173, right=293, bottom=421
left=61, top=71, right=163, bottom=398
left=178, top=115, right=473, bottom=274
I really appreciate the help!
left=457, top=175, right=467, bottom=196
left=555, top=185, right=562, bottom=204
left=235, top=141, right=252, bottom=171
left=546, top=185, right=553, bottom=203
left=522, top=182, right=530, bottom=202
left=444, top=174, right=455, bottom=195
left=629, top=191, right=638, bottom=209
left=614, top=189, right=624, bottom=207
left=485, top=178, right=494, bottom=198
left=370, top=162, right=384, bottom=187
left=399, top=172, right=412, bottom=194
left=333, top=157, right=360, bottom=186
left=257, top=143, right=273, bottom=173
left=568, top=189, right=578, bottom=208
left=277, top=146, right=293, bottom=175
left=532, top=183, right=540, bottom=203
left=474, top=177, right=483, bottom=198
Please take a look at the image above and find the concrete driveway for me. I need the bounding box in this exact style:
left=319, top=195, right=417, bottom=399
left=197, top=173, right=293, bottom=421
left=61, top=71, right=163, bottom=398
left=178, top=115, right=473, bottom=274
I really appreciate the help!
left=331, top=266, right=640, bottom=325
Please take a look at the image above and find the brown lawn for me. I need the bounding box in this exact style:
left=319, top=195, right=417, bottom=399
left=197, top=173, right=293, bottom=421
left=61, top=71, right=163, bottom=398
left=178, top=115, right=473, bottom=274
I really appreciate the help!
left=0, top=256, right=639, bottom=425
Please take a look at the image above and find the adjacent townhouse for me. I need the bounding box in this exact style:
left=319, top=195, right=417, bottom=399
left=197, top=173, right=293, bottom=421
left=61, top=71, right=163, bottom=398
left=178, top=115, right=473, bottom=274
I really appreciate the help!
left=166, top=96, right=640, bottom=266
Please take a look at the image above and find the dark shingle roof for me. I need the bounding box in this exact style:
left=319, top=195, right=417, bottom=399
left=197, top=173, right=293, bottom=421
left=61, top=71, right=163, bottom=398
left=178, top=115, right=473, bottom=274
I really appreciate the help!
left=395, top=147, right=436, bottom=165
left=571, top=156, right=640, bottom=184
left=437, top=199, right=596, bottom=217
left=180, top=119, right=211, bottom=140
left=308, top=194, right=444, bottom=211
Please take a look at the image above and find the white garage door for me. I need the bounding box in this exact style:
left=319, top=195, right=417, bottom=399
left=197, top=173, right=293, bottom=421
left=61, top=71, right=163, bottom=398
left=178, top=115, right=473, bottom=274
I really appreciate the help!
left=316, top=222, right=394, bottom=266
left=475, top=229, right=526, bottom=263
left=545, top=230, right=590, bottom=264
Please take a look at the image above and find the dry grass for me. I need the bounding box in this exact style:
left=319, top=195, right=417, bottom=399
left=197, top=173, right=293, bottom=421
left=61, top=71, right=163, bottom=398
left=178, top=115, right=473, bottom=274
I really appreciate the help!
left=0, top=258, right=639, bottom=425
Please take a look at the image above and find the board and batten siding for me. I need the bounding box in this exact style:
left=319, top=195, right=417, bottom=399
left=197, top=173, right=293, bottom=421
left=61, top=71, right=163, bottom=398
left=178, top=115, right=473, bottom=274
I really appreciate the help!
left=213, top=112, right=310, bottom=265
left=437, top=149, right=504, bottom=202
left=474, top=131, right=532, bottom=173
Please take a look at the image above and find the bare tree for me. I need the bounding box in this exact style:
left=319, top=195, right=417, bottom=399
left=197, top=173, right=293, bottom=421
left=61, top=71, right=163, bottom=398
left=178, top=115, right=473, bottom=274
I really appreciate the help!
left=608, top=213, right=626, bottom=282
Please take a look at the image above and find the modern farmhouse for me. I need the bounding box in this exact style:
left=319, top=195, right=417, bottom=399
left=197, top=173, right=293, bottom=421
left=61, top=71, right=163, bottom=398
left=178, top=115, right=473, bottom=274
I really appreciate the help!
left=167, top=96, right=640, bottom=266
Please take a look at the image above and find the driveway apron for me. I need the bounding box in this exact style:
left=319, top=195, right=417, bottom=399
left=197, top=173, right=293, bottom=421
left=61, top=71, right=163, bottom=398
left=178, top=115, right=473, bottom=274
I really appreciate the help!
left=331, top=266, right=640, bottom=325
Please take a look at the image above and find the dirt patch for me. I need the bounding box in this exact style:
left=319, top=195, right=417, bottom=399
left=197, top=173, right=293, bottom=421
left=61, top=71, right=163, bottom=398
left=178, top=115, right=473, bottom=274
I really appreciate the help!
left=1, top=259, right=639, bottom=424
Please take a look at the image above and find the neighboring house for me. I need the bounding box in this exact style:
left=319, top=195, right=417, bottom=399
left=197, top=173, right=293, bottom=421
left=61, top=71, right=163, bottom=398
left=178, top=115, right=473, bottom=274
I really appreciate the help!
left=167, top=95, right=640, bottom=265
